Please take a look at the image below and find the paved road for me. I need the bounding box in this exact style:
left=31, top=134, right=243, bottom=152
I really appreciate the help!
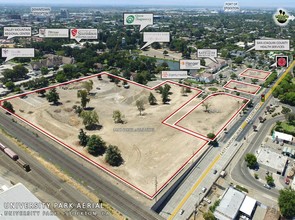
left=231, top=115, right=283, bottom=198
left=0, top=110, right=163, bottom=220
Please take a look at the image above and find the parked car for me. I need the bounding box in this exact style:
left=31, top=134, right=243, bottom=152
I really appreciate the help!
left=202, top=187, right=207, bottom=193
left=203, top=198, right=211, bottom=204
left=264, top=184, right=271, bottom=189
left=213, top=169, right=217, bottom=174
left=285, top=178, right=290, bottom=185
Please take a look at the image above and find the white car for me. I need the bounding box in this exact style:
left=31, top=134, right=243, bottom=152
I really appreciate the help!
left=264, top=184, right=271, bottom=189
left=202, top=187, right=207, bottom=193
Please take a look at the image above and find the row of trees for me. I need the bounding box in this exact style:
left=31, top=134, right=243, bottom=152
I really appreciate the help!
left=1, top=65, right=28, bottom=83
left=78, top=129, right=123, bottom=166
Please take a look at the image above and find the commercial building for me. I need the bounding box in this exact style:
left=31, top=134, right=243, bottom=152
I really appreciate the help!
left=273, top=131, right=293, bottom=143
left=256, top=148, right=288, bottom=175
left=239, top=196, right=257, bottom=218
left=214, top=187, right=246, bottom=220
left=0, top=182, right=58, bottom=220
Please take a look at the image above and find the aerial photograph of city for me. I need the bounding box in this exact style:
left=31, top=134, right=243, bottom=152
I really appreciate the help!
left=0, top=0, right=294, bottom=219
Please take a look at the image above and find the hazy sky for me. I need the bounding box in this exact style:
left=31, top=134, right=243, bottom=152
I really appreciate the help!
left=0, top=0, right=294, bottom=8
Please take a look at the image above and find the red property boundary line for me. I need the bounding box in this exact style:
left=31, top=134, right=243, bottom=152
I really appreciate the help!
left=223, top=79, right=261, bottom=95
left=172, top=92, right=249, bottom=141
left=239, top=68, right=272, bottom=80
left=0, top=72, right=208, bottom=199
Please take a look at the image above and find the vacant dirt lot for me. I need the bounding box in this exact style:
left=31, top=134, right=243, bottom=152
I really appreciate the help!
left=239, top=68, right=271, bottom=80
left=175, top=93, right=248, bottom=139
left=9, top=74, right=208, bottom=197
left=224, top=80, right=261, bottom=95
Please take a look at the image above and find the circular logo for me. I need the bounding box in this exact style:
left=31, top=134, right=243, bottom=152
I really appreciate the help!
left=126, top=15, right=135, bottom=24
left=277, top=57, right=287, bottom=67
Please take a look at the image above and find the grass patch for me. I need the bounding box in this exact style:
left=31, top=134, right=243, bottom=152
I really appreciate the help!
left=275, top=121, right=295, bottom=136
left=208, top=87, right=218, bottom=92
left=209, top=199, right=220, bottom=212
left=235, top=185, right=249, bottom=193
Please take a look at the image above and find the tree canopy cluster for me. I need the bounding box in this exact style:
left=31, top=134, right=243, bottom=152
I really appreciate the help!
left=278, top=188, right=295, bottom=218
left=273, top=74, right=295, bottom=106
left=1, top=65, right=28, bottom=83
left=78, top=130, right=123, bottom=166
left=244, top=153, right=257, bottom=169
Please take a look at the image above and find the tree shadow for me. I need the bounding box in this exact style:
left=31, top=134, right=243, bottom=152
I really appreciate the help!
left=89, top=148, right=106, bottom=157
left=84, top=107, right=95, bottom=111
left=50, top=102, right=63, bottom=106
left=85, top=124, right=103, bottom=131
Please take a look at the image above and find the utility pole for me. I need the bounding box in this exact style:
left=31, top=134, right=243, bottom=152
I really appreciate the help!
left=155, top=176, right=158, bottom=202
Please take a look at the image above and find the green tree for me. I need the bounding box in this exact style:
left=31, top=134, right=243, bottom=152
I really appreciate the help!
left=82, top=80, right=93, bottom=94
left=78, top=129, right=89, bottom=147
left=234, top=56, right=243, bottom=64
left=87, top=135, right=106, bottom=156
left=2, top=101, right=15, bottom=113
left=80, top=110, right=99, bottom=130
left=207, top=133, right=215, bottom=139
left=281, top=106, right=291, bottom=114
left=162, top=89, right=169, bottom=104
left=278, top=188, right=295, bottom=218
left=285, top=113, right=295, bottom=125
left=55, top=71, right=67, bottom=83
left=245, top=153, right=257, bottom=169
left=2, top=65, right=28, bottom=82
left=230, top=73, right=237, bottom=79
left=77, top=90, right=90, bottom=109
left=105, top=145, right=123, bottom=166
left=136, top=99, right=145, bottom=116
left=201, top=58, right=206, bottom=66
left=113, top=110, right=124, bottom=123
left=148, top=92, right=157, bottom=105
left=41, top=67, right=49, bottom=75
left=46, top=88, right=60, bottom=105
left=203, top=211, right=216, bottom=220
left=162, top=84, right=171, bottom=104
left=5, top=81, right=15, bottom=90
left=265, top=175, right=274, bottom=186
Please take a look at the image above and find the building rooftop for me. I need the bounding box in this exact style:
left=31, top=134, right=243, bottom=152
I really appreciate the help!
left=273, top=131, right=293, bottom=142
left=239, top=196, right=256, bottom=217
left=0, top=183, right=59, bottom=220
left=214, top=187, right=246, bottom=220
left=256, top=148, right=288, bottom=174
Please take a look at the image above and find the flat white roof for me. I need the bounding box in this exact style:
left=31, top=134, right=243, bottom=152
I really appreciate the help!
left=214, top=187, right=246, bottom=220
left=0, top=183, right=59, bottom=220
left=257, top=148, right=288, bottom=173
left=273, top=131, right=293, bottom=142
left=240, top=196, right=256, bottom=216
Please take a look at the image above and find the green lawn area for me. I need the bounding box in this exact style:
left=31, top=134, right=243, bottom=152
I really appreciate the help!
left=281, top=122, right=295, bottom=133
left=275, top=121, right=295, bottom=136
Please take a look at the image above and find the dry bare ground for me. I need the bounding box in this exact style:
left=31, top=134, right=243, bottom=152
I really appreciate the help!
left=10, top=74, right=208, bottom=196
left=224, top=80, right=260, bottom=94
left=175, top=93, right=247, bottom=138
left=239, top=68, right=271, bottom=80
